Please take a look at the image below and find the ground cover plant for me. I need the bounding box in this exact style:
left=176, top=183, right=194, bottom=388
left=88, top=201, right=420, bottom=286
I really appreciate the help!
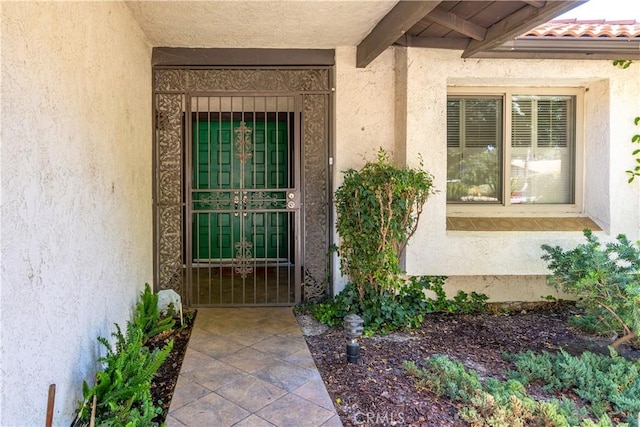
left=405, top=348, right=640, bottom=426
left=309, top=276, right=488, bottom=335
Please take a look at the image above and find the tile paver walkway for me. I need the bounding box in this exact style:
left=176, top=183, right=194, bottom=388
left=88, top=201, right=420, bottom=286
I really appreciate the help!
left=166, top=307, right=342, bottom=427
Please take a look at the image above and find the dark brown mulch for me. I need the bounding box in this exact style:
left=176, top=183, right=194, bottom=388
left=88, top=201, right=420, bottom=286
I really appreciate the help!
left=148, top=310, right=197, bottom=424
left=302, top=302, right=640, bottom=427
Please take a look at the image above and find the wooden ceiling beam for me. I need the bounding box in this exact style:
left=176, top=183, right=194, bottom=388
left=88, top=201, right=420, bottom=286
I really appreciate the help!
left=461, top=0, right=587, bottom=58
left=521, top=0, right=546, bottom=8
left=425, top=8, right=487, bottom=41
left=405, top=36, right=469, bottom=50
left=356, top=1, right=442, bottom=68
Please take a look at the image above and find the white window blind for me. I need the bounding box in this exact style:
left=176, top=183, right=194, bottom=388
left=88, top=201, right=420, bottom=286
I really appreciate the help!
left=511, top=96, right=571, bottom=149
left=447, top=90, right=578, bottom=208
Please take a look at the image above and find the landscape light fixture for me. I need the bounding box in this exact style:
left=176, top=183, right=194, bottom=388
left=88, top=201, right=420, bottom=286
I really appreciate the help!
left=343, top=314, right=364, bottom=364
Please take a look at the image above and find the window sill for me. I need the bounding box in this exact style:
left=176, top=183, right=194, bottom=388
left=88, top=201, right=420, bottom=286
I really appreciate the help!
left=446, top=216, right=601, bottom=232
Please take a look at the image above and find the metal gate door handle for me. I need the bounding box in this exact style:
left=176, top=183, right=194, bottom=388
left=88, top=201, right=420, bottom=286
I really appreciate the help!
left=233, top=192, right=240, bottom=216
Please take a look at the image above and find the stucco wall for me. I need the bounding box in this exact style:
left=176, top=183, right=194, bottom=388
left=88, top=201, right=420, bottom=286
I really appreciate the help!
left=333, top=47, right=396, bottom=290
left=404, top=49, right=640, bottom=279
left=333, top=46, right=640, bottom=300
left=1, top=2, right=152, bottom=424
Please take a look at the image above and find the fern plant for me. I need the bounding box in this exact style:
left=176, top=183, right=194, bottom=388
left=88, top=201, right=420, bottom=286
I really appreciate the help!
left=134, top=283, right=175, bottom=342
left=77, top=322, right=173, bottom=426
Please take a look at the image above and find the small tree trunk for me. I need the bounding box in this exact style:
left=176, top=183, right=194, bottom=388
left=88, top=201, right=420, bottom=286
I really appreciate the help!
left=610, top=332, right=635, bottom=351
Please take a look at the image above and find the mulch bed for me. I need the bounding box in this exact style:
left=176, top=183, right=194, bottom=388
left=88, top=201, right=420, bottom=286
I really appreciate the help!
left=149, top=310, right=197, bottom=424
left=302, top=302, right=640, bottom=426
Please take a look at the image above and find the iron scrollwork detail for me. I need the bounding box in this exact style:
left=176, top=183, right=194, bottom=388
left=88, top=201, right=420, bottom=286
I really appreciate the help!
left=303, top=94, right=329, bottom=302
left=234, top=238, right=254, bottom=279
left=154, top=68, right=331, bottom=302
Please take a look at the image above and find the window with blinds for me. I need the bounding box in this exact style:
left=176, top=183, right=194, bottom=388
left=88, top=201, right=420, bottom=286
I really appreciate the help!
left=446, top=97, right=503, bottom=203
left=511, top=95, right=573, bottom=149
left=447, top=90, right=578, bottom=208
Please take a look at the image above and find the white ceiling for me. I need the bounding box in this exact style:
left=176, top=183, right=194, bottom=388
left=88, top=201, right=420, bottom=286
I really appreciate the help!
left=125, top=1, right=398, bottom=48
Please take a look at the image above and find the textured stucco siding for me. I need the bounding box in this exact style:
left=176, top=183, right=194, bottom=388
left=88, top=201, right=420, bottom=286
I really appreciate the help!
left=1, top=2, right=152, bottom=424
left=333, top=47, right=640, bottom=299
left=404, top=49, right=640, bottom=279
left=333, top=47, right=396, bottom=291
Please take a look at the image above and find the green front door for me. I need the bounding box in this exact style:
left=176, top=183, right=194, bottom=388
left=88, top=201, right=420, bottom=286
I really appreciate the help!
left=192, top=117, right=290, bottom=263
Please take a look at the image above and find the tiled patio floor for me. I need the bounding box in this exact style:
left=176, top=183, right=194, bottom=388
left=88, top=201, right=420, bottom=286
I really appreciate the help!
left=166, top=307, right=342, bottom=427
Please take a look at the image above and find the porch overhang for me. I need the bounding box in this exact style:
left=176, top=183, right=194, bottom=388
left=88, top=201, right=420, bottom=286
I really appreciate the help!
left=357, top=0, right=589, bottom=67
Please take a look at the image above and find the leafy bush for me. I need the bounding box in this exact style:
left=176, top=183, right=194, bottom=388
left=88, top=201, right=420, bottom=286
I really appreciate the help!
left=334, top=148, right=434, bottom=298
left=541, top=229, right=640, bottom=349
left=77, top=323, right=173, bottom=426
left=310, top=276, right=487, bottom=335
left=134, top=283, right=175, bottom=343
left=404, top=355, right=614, bottom=426
left=507, top=348, right=640, bottom=425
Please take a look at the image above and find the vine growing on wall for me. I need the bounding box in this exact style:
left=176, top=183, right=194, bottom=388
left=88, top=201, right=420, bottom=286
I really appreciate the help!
left=612, top=60, right=640, bottom=183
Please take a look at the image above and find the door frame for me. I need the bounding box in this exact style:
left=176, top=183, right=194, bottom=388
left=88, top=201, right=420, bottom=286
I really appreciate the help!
left=152, top=56, right=334, bottom=307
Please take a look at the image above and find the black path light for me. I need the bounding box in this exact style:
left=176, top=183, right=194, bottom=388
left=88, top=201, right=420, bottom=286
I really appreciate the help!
left=343, top=314, right=364, bottom=364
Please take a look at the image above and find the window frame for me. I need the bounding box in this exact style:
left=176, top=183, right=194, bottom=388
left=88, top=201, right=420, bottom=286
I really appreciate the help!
left=446, top=86, right=584, bottom=217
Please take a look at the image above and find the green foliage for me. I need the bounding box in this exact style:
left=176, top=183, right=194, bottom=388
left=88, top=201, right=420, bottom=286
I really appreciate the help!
left=310, top=276, right=488, bottom=335
left=134, top=283, right=175, bottom=342
left=612, top=60, right=640, bottom=183
left=507, top=348, right=640, bottom=425
left=541, top=229, right=640, bottom=349
left=74, top=284, right=178, bottom=426
left=624, top=116, right=640, bottom=183
left=404, top=354, right=617, bottom=426
left=613, top=60, right=634, bottom=70
left=77, top=322, right=173, bottom=426
left=334, top=148, right=434, bottom=298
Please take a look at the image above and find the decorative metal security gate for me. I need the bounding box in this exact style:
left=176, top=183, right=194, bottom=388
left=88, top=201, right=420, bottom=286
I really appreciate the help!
left=153, top=67, right=332, bottom=306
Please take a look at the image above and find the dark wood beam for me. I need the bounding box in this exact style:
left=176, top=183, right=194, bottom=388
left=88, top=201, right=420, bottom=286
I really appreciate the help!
left=425, top=8, right=487, bottom=41
left=356, top=1, right=442, bottom=68
left=521, top=0, right=546, bottom=7
left=152, top=48, right=335, bottom=67
left=405, top=36, right=469, bottom=50
left=461, top=0, right=587, bottom=58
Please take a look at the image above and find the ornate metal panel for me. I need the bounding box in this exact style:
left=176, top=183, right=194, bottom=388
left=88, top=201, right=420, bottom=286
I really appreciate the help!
left=153, top=67, right=332, bottom=305
left=155, top=93, right=184, bottom=292
left=155, top=69, right=330, bottom=93
left=302, top=94, right=330, bottom=302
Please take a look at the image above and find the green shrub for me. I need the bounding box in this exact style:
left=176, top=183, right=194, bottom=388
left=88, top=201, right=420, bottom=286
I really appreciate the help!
left=541, top=229, right=640, bottom=349
left=134, top=283, right=175, bottom=343
left=404, top=354, right=614, bottom=426
left=507, top=348, right=640, bottom=425
left=334, top=148, right=434, bottom=299
left=311, top=276, right=487, bottom=335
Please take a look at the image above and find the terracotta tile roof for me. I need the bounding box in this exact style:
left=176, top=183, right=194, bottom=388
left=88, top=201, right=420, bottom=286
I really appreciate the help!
left=523, top=19, right=640, bottom=38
